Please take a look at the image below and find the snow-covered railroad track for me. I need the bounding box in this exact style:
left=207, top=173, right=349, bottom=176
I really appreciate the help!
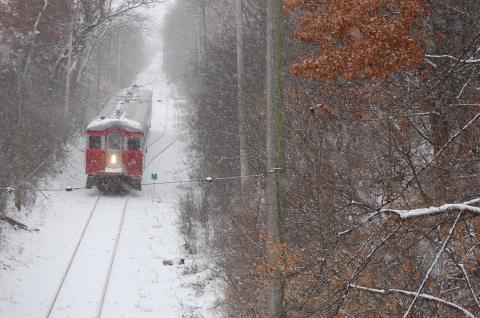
left=146, top=100, right=181, bottom=168
left=45, top=194, right=130, bottom=318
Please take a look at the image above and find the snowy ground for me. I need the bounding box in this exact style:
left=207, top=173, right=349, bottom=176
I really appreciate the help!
left=0, top=5, right=222, bottom=317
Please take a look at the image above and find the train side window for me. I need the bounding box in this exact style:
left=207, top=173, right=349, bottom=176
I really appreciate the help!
left=127, top=138, right=141, bottom=150
left=89, top=136, right=101, bottom=149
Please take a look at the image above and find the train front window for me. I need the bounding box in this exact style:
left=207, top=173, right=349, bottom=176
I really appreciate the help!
left=88, top=136, right=101, bottom=149
left=127, top=138, right=141, bottom=151
left=108, top=132, right=123, bottom=150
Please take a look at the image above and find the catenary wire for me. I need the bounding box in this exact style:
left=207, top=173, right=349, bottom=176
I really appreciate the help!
left=31, top=171, right=281, bottom=192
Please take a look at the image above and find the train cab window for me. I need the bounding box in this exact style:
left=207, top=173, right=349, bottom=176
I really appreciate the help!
left=88, top=136, right=101, bottom=149
left=108, top=132, right=123, bottom=149
left=127, top=138, right=141, bottom=151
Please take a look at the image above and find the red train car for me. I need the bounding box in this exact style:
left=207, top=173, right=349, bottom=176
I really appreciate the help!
left=85, top=85, right=152, bottom=191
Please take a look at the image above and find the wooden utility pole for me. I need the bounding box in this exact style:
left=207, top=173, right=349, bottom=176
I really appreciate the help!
left=236, top=0, right=249, bottom=192
left=266, top=0, right=286, bottom=317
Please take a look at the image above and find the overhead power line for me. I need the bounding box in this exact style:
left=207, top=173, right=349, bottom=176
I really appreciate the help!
left=21, top=170, right=280, bottom=193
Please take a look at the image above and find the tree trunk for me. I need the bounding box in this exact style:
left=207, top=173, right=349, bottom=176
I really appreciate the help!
left=266, top=0, right=286, bottom=316
left=109, top=34, right=114, bottom=85
left=201, top=0, right=207, bottom=66
left=64, top=19, right=73, bottom=139
left=219, top=0, right=225, bottom=54
left=117, top=33, right=121, bottom=89
left=13, top=0, right=49, bottom=210
left=14, top=55, right=25, bottom=211
left=194, top=18, right=201, bottom=67
left=236, top=0, right=249, bottom=192
left=96, top=39, right=102, bottom=107
left=428, top=1, right=452, bottom=201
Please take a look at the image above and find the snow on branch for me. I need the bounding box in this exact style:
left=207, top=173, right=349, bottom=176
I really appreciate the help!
left=425, top=54, right=480, bottom=64
left=381, top=112, right=480, bottom=211
left=403, top=212, right=462, bottom=317
left=382, top=199, right=480, bottom=219
left=459, top=263, right=480, bottom=312
left=349, top=284, right=476, bottom=318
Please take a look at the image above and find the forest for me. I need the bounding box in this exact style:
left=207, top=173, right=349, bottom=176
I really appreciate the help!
left=2, top=0, right=480, bottom=317
left=162, top=0, right=480, bottom=317
left=0, top=0, right=152, bottom=212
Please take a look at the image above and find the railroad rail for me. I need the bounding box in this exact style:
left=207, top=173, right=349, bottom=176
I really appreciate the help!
left=146, top=100, right=181, bottom=168
left=45, top=194, right=130, bottom=318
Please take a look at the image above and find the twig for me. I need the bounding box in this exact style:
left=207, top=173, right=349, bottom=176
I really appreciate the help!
left=459, top=263, right=480, bottom=311
left=334, top=226, right=400, bottom=316
left=456, top=78, right=472, bottom=99
left=350, top=284, right=476, bottom=318
left=403, top=212, right=462, bottom=318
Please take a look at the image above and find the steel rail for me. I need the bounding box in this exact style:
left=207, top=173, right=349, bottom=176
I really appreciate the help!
left=146, top=100, right=181, bottom=168
left=146, top=102, right=169, bottom=149
left=146, top=55, right=167, bottom=149
left=146, top=136, right=180, bottom=168
left=45, top=191, right=103, bottom=318
left=96, top=196, right=130, bottom=318
left=44, top=56, right=164, bottom=318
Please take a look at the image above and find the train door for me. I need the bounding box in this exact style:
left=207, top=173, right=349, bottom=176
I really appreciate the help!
left=105, top=131, right=124, bottom=173
left=124, top=136, right=143, bottom=176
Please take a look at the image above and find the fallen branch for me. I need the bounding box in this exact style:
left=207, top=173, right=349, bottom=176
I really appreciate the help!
left=0, top=215, right=29, bottom=231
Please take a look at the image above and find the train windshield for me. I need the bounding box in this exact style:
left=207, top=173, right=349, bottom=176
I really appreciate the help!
left=127, top=138, right=141, bottom=151
left=108, top=132, right=123, bottom=150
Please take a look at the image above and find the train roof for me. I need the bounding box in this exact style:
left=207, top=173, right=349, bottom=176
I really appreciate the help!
left=87, top=85, right=152, bottom=134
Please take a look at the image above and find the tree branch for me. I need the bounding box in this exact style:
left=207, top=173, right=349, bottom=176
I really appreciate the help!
left=403, top=212, right=462, bottom=318
left=382, top=198, right=480, bottom=219
left=350, top=284, right=476, bottom=318
left=425, top=54, right=480, bottom=64
left=459, top=263, right=480, bottom=312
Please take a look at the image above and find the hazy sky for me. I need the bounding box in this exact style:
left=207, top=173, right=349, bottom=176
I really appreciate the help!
left=137, top=0, right=176, bottom=50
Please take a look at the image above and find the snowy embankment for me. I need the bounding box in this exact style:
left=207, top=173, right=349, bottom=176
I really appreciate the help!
left=0, top=47, right=221, bottom=318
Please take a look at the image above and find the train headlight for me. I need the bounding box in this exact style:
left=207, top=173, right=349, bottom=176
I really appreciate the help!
left=110, top=154, right=117, bottom=165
